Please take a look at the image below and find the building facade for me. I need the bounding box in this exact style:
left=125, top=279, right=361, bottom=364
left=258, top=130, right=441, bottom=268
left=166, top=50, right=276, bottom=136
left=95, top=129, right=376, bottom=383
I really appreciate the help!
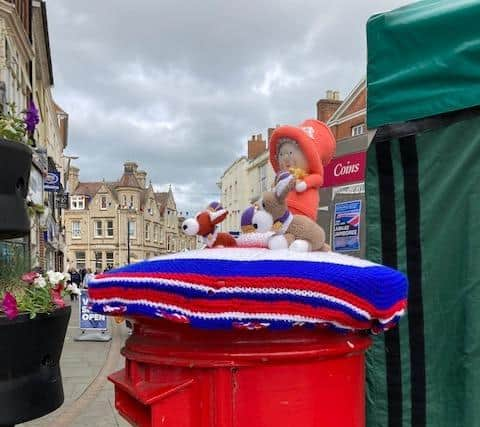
left=64, top=162, right=195, bottom=272
left=218, top=134, right=275, bottom=234
left=0, top=1, right=69, bottom=271
left=318, top=79, right=367, bottom=258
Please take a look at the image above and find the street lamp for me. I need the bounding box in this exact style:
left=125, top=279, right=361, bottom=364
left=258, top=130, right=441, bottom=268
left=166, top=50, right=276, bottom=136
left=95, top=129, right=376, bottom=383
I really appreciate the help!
left=127, top=219, right=131, bottom=264
left=126, top=208, right=136, bottom=264
left=62, top=154, right=79, bottom=192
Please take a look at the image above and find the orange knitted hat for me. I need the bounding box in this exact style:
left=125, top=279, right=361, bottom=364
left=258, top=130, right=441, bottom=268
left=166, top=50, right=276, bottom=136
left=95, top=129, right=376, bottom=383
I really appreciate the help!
left=269, top=119, right=336, bottom=175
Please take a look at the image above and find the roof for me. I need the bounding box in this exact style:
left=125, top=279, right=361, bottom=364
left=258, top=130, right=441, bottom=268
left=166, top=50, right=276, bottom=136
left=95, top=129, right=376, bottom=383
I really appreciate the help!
left=117, top=171, right=141, bottom=188
left=73, top=182, right=102, bottom=198
left=367, top=0, right=480, bottom=127
left=154, top=192, right=168, bottom=214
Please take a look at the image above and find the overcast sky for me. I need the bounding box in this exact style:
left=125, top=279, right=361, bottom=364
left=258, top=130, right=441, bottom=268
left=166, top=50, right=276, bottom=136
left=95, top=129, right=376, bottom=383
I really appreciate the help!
left=47, top=0, right=412, bottom=215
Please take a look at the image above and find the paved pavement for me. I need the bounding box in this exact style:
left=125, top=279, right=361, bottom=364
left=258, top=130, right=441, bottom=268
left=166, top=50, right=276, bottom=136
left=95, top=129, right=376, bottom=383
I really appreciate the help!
left=19, top=301, right=131, bottom=427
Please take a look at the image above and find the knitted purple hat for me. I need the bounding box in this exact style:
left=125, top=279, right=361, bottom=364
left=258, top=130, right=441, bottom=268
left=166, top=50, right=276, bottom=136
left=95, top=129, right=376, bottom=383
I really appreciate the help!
left=207, top=202, right=223, bottom=212
left=241, top=206, right=256, bottom=227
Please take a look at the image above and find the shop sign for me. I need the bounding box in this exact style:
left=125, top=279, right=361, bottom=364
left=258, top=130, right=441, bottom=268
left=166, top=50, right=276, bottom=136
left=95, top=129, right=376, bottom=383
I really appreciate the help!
left=323, top=151, right=366, bottom=188
left=79, top=290, right=108, bottom=330
left=333, top=200, right=361, bottom=252
left=44, top=171, right=61, bottom=192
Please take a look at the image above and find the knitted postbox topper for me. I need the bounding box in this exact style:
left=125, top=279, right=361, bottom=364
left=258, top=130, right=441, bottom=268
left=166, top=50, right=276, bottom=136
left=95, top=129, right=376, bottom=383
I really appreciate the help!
left=88, top=248, right=407, bottom=333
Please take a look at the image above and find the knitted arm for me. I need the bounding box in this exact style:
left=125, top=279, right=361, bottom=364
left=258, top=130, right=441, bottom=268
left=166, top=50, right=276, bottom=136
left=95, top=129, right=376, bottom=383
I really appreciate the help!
left=302, top=173, right=323, bottom=188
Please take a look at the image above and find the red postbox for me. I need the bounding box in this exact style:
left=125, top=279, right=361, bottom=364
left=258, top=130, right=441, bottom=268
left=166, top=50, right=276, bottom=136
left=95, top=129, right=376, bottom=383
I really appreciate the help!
left=109, top=318, right=371, bottom=427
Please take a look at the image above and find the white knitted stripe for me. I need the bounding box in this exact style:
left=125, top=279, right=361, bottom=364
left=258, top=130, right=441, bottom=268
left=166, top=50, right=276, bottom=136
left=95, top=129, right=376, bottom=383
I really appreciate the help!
left=378, top=309, right=406, bottom=324
left=147, top=248, right=377, bottom=268
left=91, top=276, right=372, bottom=320
left=91, top=297, right=355, bottom=330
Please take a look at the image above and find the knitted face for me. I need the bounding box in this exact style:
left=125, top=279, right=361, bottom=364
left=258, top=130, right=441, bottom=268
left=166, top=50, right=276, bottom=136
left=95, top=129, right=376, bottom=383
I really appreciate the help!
left=277, top=139, right=308, bottom=172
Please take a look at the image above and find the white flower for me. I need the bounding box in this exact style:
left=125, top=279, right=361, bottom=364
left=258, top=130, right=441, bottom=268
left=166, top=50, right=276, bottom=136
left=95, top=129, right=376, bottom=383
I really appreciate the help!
left=33, top=276, right=47, bottom=288
left=47, top=271, right=65, bottom=284
left=66, top=283, right=81, bottom=295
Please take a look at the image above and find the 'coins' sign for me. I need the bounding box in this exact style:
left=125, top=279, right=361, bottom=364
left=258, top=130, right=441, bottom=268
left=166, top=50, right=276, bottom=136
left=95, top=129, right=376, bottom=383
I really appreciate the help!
left=322, top=152, right=366, bottom=188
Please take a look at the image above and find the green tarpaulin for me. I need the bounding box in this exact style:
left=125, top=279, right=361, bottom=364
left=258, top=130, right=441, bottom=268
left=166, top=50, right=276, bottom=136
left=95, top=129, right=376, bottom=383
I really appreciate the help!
left=367, top=0, right=480, bottom=128
left=366, top=111, right=480, bottom=427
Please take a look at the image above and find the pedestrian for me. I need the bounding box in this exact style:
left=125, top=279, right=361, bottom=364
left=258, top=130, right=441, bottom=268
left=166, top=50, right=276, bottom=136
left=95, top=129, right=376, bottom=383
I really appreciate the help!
left=82, top=268, right=94, bottom=289
left=70, top=269, right=81, bottom=301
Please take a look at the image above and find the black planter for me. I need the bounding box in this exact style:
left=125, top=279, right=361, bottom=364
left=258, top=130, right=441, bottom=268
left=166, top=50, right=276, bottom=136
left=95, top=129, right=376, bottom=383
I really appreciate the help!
left=0, top=138, right=32, bottom=240
left=0, top=306, right=71, bottom=425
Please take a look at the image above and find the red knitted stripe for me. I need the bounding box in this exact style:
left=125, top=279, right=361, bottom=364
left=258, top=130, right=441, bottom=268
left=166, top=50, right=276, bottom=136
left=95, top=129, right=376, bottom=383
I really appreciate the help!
left=94, top=271, right=405, bottom=315
left=90, top=287, right=377, bottom=329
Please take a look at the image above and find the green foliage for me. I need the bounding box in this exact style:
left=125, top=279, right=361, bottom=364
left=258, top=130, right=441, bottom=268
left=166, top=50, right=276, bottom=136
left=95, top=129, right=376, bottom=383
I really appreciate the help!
left=0, top=103, right=32, bottom=145
left=0, top=247, right=28, bottom=295
left=17, top=286, right=55, bottom=319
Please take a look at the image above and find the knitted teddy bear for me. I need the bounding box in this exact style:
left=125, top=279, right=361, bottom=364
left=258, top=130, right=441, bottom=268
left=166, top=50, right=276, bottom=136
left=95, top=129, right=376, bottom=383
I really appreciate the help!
left=259, top=172, right=328, bottom=252
left=269, top=119, right=336, bottom=221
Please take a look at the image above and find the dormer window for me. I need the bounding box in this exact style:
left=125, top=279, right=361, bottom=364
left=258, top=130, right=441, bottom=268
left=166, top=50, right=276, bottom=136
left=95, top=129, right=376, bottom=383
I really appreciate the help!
left=100, top=195, right=108, bottom=210
left=71, top=195, right=85, bottom=210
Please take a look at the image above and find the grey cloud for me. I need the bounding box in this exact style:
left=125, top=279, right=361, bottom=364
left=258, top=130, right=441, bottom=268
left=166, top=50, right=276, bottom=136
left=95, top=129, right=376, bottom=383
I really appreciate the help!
left=47, top=0, right=412, bottom=214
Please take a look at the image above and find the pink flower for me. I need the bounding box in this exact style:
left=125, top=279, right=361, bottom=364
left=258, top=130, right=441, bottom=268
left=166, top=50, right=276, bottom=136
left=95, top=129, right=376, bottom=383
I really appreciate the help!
left=21, top=271, right=39, bottom=284
left=50, top=290, right=65, bottom=308
left=2, top=292, right=19, bottom=319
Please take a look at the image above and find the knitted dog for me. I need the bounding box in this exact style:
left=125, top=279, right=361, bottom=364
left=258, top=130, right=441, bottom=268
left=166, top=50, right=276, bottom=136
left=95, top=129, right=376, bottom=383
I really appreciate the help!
left=182, top=207, right=237, bottom=248
left=259, top=173, right=328, bottom=252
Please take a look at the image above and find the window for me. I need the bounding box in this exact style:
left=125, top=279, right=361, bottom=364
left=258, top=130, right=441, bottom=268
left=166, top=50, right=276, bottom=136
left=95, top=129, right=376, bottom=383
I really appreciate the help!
left=160, top=228, right=165, bottom=243
left=94, top=220, right=103, bottom=237
left=153, top=225, right=158, bottom=242
left=71, top=196, right=85, bottom=210
left=95, top=252, right=103, bottom=271
left=105, top=252, right=114, bottom=269
left=351, top=123, right=365, bottom=137
left=106, top=220, right=114, bottom=237
left=128, top=220, right=136, bottom=238
left=72, top=221, right=81, bottom=239
left=145, top=222, right=150, bottom=240
left=130, top=195, right=135, bottom=209
left=123, top=195, right=127, bottom=206
left=75, top=251, right=86, bottom=269
left=100, top=195, right=108, bottom=210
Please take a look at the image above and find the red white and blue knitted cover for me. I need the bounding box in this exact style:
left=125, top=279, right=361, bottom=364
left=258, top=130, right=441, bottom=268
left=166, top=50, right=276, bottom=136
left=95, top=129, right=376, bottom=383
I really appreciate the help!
left=88, top=248, right=408, bottom=333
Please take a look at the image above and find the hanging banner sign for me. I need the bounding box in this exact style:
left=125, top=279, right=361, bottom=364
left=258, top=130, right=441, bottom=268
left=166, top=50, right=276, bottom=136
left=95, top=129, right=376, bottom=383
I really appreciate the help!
left=44, top=171, right=61, bottom=192
left=79, top=290, right=108, bottom=330
left=323, top=151, right=366, bottom=188
left=333, top=200, right=361, bottom=252
left=56, top=192, right=69, bottom=209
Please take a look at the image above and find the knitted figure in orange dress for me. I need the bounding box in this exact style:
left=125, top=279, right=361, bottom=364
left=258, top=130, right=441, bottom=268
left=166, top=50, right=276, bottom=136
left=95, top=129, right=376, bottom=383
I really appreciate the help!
left=269, top=119, right=336, bottom=221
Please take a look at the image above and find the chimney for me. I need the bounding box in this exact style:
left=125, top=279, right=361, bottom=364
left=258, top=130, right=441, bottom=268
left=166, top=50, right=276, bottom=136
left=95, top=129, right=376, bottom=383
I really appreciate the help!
left=68, top=166, right=79, bottom=192
left=247, top=134, right=266, bottom=160
left=316, top=90, right=342, bottom=123
left=136, top=170, right=147, bottom=188
left=123, top=161, right=138, bottom=174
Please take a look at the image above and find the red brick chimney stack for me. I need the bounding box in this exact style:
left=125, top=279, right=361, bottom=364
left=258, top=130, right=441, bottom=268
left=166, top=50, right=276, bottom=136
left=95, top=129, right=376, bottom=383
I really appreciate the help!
left=316, top=90, right=342, bottom=123
left=247, top=134, right=266, bottom=160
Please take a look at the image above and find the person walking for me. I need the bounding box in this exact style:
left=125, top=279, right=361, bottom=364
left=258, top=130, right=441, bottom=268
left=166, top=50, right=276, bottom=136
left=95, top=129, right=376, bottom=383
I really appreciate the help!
left=70, top=269, right=81, bottom=301
left=82, top=268, right=94, bottom=289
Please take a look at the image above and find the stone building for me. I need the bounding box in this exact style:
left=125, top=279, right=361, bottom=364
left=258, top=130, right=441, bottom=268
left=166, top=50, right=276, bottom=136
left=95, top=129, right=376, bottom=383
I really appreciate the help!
left=218, top=134, right=275, bottom=234
left=0, top=0, right=69, bottom=271
left=64, top=162, right=195, bottom=271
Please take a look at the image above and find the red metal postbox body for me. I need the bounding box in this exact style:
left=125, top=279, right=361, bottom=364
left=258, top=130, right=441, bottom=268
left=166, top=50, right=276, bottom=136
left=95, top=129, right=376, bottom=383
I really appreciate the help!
left=109, top=318, right=371, bottom=427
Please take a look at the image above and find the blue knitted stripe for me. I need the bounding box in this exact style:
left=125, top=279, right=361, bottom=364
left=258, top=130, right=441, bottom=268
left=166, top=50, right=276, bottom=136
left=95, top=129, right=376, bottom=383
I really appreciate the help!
left=90, top=301, right=353, bottom=332
left=89, top=280, right=371, bottom=321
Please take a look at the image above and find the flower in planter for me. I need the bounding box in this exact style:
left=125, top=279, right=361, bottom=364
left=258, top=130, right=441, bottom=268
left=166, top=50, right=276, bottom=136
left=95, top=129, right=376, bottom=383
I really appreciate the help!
left=1, top=258, right=79, bottom=320
left=1, top=292, right=18, bottom=320
left=0, top=101, right=40, bottom=146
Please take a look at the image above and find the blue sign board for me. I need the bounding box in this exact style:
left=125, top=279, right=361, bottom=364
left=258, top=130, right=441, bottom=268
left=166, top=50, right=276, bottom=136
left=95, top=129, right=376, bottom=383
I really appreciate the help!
left=44, top=171, right=61, bottom=192
left=333, top=200, right=361, bottom=252
left=79, top=290, right=108, bottom=330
